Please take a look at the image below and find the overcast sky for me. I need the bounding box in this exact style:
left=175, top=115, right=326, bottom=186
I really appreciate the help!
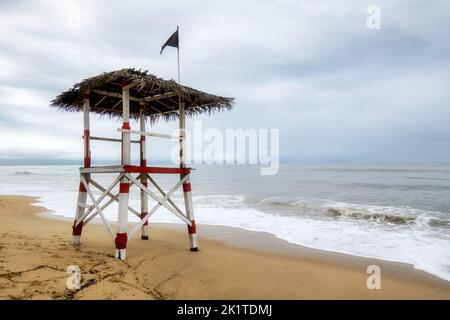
left=1, top=0, right=449, bottom=164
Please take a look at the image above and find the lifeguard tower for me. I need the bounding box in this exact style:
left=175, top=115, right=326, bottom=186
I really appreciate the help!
left=51, top=68, right=233, bottom=260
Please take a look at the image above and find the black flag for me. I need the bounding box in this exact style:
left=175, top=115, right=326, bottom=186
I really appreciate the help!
left=160, top=29, right=179, bottom=54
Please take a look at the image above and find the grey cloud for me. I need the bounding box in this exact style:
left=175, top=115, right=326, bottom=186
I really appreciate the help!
left=0, top=0, right=449, bottom=163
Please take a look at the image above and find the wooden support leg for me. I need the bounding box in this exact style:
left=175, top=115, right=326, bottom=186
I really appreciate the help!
left=74, top=92, right=90, bottom=246
left=116, top=83, right=130, bottom=260
left=72, top=175, right=88, bottom=245
left=115, top=176, right=129, bottom=260
left=140, top=174, right=149, bottom=240
left=139, top=103, right=149, bottom=240
left=182, top=176, right=198, bottom=251
left=178, top=95, right=197, bottom=251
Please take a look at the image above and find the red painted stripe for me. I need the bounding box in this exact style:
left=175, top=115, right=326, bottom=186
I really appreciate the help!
left=139, top=135, right=146, bottom=166
left=124, top=165, right=191, bottom=175
left=119, top=183, right=130, bottom=193
left=121, top=123, right=130, bottom=165
left=188, top=220, right=197, bottom=234
left=183, top=183, right=191, bottom=193
left=115, top=233, right=128, bottom=249
left=141, top=212, right=149, bottom=226
left=84, top=129, right=90, bottom=168
left=72, top=221, right=83, bottom=236
left=79, top=182, right=87, bottom=192
left=84, top=157, right=91, bottom=168
left=83, top=93, right=90, bottom=100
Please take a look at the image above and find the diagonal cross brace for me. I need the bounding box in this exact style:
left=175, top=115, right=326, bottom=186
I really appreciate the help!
left=146, top=174, right=185, bottom=217
left=83, top=197, right=115, bottom=226
left=75, top=173, right=124, bottom=227
left=81, top=178, right=137, bottom=226
left=83, top=179, right=136, bottom=226
left=127, top=173, right=190, bottom=240
left=89, top=178, right=140, bottom=218
left=80, top=174, right=115, bottom=239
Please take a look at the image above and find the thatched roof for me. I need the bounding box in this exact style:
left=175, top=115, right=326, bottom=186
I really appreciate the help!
left=51, top=68, right=234, bottom=121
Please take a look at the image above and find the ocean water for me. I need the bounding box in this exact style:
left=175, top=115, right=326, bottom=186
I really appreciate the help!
left=0, top=164, right=449, bottom=281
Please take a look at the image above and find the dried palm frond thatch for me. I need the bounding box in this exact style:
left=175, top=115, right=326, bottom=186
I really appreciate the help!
left=51, top=68, right=234, bottom=122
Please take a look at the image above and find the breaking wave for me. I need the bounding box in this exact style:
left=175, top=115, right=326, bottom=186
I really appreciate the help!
left=253, top=197, right=449, bottom=228
left=13, top=171, right=35, bottom=175
left=1, top=164, right=450, bottom=282
left=326, top=207, right=444, bottom=226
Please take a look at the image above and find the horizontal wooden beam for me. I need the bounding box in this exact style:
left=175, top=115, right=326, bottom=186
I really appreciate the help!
left=83, top=135, right=140, bottom=144
left=80, top=166, right=125, bottom=174
left=91, top=89, right=179, bottom=104
left=118, top=128, right=179, bottom=140
left=147, top=107, right=179, bottom=116
left=142, top=92, right=178, bottom=102
left=79, top=165, right=193, bottom=175
left=124, top=165, right=191, bottom=175
left=91, top=89, right=141, bottom=102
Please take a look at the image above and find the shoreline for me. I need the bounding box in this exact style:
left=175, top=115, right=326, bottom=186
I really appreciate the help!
left=160, top=223, right=450, bottom=284
left=36, top=199, right=450, bottom=284
left=1, top=195, right=449, bottom=299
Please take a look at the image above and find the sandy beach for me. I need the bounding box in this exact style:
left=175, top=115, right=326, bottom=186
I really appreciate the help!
left=0, top=195, right=449, bottom=300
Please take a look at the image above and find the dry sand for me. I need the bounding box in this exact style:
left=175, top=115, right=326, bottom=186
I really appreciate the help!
left=0, top=195, right=449, bottom=300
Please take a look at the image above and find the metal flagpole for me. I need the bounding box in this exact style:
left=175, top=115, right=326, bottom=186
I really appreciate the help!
left=177, top=26, right=180, bottom=84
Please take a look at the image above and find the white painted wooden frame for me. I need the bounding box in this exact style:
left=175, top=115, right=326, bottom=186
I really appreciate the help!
left=117, top=128, right=179, bottom=140
left=127, top=173, right=190, bottom=240
left=75, top=173, right=124, bottom=226
left=80, top=174, right=115, bottom=239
